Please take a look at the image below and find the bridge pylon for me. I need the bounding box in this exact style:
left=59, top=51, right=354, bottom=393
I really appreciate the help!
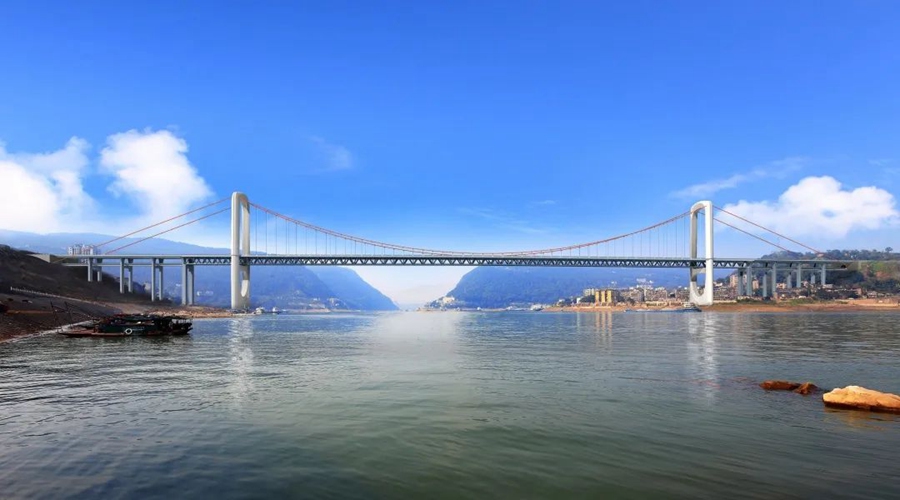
left=231, top=192, right=251, bottom=310
left=688, top=200, right=715, bottom=306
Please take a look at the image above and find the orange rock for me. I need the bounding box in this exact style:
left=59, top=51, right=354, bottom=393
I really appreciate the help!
left=823, top=386, right=900, bottom=413
left=793, top=382, right=818, bottom=395
left=760, top=380, right=801, bottom=391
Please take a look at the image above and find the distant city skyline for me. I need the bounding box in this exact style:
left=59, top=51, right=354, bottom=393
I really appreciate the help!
left=2, top=2, right=898, bottom=303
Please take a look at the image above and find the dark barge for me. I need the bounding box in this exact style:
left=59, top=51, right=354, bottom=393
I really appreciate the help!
left=60, top=314, right=193, bottom=337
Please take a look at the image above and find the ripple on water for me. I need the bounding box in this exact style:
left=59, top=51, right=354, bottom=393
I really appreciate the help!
left=0, top=312, right=898, bottom=499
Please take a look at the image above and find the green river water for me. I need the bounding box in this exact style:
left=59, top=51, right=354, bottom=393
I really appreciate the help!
left=1, top=311, right=898, bottom=499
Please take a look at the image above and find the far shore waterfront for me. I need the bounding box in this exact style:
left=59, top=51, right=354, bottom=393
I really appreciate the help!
left=546, top=298, right=900, bottom=313
left=421, top=298, right=900, bottom=314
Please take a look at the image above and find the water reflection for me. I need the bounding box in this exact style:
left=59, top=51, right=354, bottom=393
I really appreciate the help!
left=685, top=313, right=720, bottom=402
left=823, top=407, right=900, bottom=430
left=228, top=317, right=256, bottom=402
left=2, top=312, right=900, bottom=498
left=576, top=311, right=613, bottom=350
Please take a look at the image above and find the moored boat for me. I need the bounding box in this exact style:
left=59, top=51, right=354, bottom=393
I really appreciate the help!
left=253, top=306, right=282, bottom=315
left=60, top=314, right=193, bottom=337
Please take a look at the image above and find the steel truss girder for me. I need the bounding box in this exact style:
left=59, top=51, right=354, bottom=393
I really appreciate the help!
left=58, top=254, right=848, bottom=269
left=244, top=256, right=702, bottom=267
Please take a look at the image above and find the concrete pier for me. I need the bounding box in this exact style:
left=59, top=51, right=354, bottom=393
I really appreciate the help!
left=770, top=264, right=777, bottom=298
left=181, top=260, right=196, bottom=306
left=187, top=265, right=195, bottom=305
left=150, top=259, right=156, bottom=302
left=181, top=263, right=189, bottom=305
left=158, top=265, right=164, bottom=301
left=127, top=260, right=134, bottom=293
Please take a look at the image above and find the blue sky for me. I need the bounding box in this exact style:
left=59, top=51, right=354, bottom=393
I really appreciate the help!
left=1, top=1, right=899, bottom=303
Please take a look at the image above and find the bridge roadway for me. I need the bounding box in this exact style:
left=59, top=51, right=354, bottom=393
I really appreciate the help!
left=56, top=254, right=847, bottom=269
left=53, top=253, right=846, bottom=306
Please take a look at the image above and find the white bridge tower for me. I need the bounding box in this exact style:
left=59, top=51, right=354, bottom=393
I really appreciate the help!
left=688, top=200, right=715, bottom=306
left=231, top=192, right=251, bottom=310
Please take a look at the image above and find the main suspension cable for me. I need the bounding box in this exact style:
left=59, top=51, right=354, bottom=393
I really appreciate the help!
left=714, top=217, right=792, bottom=253
left=251, top=202, right=690, bottom=257
left=105, top=207, right=229, bottom=254
left=714, top=206, right=821, bottom=254
left=95, top=197, right=230, bottom=249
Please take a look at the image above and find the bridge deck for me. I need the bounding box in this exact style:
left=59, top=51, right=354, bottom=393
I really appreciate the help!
left=56, top=254, right=848, bottom=269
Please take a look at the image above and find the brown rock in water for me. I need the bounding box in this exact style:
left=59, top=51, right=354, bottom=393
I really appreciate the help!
left=823, top=386, right=900, bottom=414
left=793, top=382, right=818, bottom=395
left=760, top=380, right=802, bottom=391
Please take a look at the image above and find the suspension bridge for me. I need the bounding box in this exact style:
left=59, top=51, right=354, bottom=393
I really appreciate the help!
left=54, top=192, right=846, bottom=309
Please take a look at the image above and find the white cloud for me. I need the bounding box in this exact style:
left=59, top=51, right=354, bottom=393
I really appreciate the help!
left=0, top=130, right=218, bottom=240
left=100, top=129, right=213, bottom=221
left=722, top=176, right=899, bottom=239
left=0, top=137, right=93, bottom=232
left=309, top=136, right=353, bottom=171
left=672, top=157, right=807, bottom=199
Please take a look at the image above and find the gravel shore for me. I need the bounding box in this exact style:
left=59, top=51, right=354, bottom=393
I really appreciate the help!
left=0, top=292, right=232, bottom=342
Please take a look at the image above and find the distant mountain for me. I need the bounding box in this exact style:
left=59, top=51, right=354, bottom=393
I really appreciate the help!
left=0, top=229, right=224, bottom=255
left=309, top=267, right=397, bottom=311
left=186, top=265, right=337, bottom=309
left=444, top=267, right=693, bottom=308
left=0, top=231, right=397, bottom=311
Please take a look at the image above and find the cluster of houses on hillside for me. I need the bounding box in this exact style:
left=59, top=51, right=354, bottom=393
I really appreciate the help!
left=564, top=275, right=897, bottom=307
left=428, top=267, right=900, bottom=310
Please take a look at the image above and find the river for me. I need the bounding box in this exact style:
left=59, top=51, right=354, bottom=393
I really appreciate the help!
left=1, top=312, right=898, bottom=499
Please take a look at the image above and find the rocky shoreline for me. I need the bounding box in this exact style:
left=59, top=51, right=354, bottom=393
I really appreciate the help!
left=0, top=291, right=233, bottom=342
left=761, top=379, right=900, bottom=414
left=0, top=296, right=368, bottom=342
